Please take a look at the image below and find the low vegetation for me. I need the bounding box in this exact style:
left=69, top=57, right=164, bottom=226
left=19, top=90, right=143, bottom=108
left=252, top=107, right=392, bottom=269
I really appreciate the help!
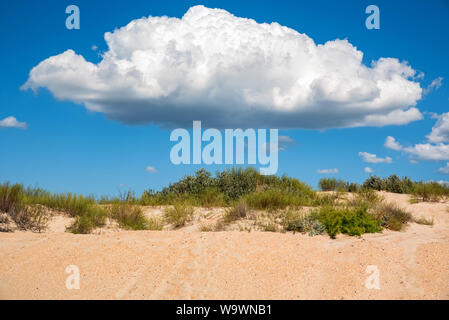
left=109, top=203, right=156, bottom=230
left=371, top=202, right=412, bottom=231
left=163, top=202, right=194, bottom=228
left=1, top=167, right=441, bottom=236
left=283, top=210, right=325, bottom=236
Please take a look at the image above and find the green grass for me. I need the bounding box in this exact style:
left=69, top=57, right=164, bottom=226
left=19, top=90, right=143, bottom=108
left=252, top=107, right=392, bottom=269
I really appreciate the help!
left=67, top=205, right=108, bottom=234
left=411, top=182, right=448, bottom=202
left=109, top=203, right=152, bottom=230
left=0, top=183, right=50, bottom=232
left=163, top=202, right=194, bottom=228
left=244, top=189, right=311, bottom=211
left=371, top=202, right=412, bottom=231
left=223, top=200, right=249, bottom=223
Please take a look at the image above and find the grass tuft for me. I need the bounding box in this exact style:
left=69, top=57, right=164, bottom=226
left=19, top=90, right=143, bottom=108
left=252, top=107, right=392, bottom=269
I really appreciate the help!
left=163, top=203, right=194, bottom=228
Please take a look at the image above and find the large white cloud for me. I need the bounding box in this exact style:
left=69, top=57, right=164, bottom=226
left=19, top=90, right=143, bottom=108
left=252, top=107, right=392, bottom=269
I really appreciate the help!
left=22, top=5, right=423, bottom=129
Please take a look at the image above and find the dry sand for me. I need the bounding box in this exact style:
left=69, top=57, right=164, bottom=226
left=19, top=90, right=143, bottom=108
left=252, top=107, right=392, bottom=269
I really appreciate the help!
left=0, top=192, right=448, bottom=299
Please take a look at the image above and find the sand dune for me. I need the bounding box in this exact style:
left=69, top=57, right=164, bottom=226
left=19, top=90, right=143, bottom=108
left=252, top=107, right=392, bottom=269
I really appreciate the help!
left=0, top=192, right=448, bottom=299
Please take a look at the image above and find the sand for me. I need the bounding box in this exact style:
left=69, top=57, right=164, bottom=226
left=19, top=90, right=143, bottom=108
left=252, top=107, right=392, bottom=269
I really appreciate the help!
left=0, top=192, right=448, bottom=299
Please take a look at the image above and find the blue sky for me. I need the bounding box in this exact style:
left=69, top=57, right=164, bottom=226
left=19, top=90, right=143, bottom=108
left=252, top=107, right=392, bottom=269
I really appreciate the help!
left=0, top=0, right=448, bottom=196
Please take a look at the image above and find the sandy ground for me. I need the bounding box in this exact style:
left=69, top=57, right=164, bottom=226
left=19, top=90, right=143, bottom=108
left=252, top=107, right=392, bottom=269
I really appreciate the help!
left=0, top=192, right=448, bottom=299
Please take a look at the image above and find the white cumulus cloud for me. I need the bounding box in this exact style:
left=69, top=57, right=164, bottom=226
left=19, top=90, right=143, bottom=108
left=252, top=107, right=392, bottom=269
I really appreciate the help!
left=358, top=152, right=392, bottom=163
left=22, top=5, right=423, bottom=129
left=364, top=167, right=373, bottom=173
left=0, top=116, right=27, bottom=129
left=384, top=136, right=403, bottom=151
left=387, top=112, right=449, bottom=161
left=426, top=112, right=449, bottom=143
left=317, top=168, right=339, bottom=174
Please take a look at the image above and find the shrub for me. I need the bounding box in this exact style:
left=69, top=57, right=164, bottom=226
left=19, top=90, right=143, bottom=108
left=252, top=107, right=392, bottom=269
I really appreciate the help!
left=163, top=203, right=194, bottom=227
left=412, top=182, right=447, bottom=202
left=223, top=200, right=249, bottom=223
left=198, top=187, right=225, bottom=207
left=216, top=167, right=258, bottom=200
left=347, top=182, right=359, bottom=192
left=348, top=188, right=382, bottom=209
left=68, top=206, right=108, bottom=234
left=313, top=206, right=382, bottom=238
left=371, top=202, right=412, bottom=231
left=110, top=203, right=150, bottom=230
left=319, top=178, right=345, bottom=191
left=12, top=205, right=49, bottom=232
left=362, top=175, right=386, bottom=191
left=283, top=210, right=325, bottom=236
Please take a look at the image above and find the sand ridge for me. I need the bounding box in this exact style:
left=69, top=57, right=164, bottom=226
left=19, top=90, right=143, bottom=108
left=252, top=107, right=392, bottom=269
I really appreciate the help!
left=0, top=192, right=448, bottom=299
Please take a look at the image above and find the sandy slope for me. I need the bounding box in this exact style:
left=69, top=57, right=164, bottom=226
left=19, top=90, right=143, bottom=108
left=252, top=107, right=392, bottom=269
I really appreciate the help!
left=0, top=192, right=448, bottom=299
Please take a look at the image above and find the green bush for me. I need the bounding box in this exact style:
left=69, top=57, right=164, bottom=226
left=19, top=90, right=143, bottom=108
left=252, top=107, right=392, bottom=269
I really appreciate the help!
left=362, top=176, right=386, bottom=191
left=140, top=167, right=314, bottom=206
left=361, top=175, right=419, bottom=195
left=412, top=182, right=448, bottom=202
left=319, top=178, right=345, bottom=191
left=197, top=187, right=225, bottom=207
left=313, top=206, right=382, bottom=238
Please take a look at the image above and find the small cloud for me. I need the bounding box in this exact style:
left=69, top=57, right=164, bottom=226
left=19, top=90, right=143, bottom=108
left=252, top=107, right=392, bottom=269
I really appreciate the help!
left=145, top=166, right=157, bottom=173
left=426, top=112, right=449, bottom=143
left=91, top=45, right=98, bottom=51
left=410, top=159, right=418, bottom=164
left=437, top=162, right=449, bottom=174
left=278, top=135, right=298, bottom=150
left=384, top=136, right=402, bottom=151
left=317, top=168, right=339, bottom=174
left=364, top=167, right=373, bottom=173
left=423, top=77, right=443, bottom=95
left=358, top=152, right=392, bottom=164
left=261, top=136, right=298, bottom=153
left=0, top=116, right=27, bottom=129
left=415, top=72, right=425, bottom=80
